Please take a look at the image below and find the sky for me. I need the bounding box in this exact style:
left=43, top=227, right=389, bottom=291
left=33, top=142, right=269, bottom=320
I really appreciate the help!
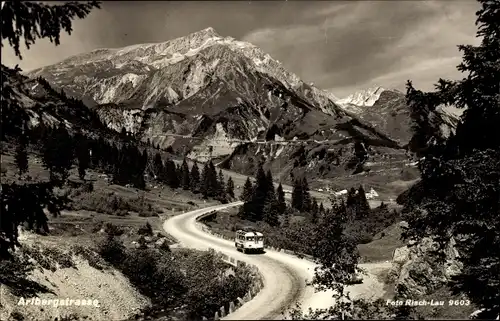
left=1, top=0, right=481, bottom=98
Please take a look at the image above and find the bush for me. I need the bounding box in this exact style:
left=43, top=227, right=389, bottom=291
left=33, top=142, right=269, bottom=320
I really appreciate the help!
left=69, top=191, right=131, bottom=216
left=42, top=247, right=75, bottom=269
left=97, top=236, right=126, bottom=266
left=72, top=245, right=108, bottom=270
left=138, top=222, right=153, bottom=236
left=121, top=248, right=187, bottom=310
left=104, top=223, right=124, bottom=237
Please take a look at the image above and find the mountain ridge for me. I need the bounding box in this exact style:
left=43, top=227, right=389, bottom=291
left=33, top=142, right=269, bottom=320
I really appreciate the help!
left=22, top=27, right=447, bottom=190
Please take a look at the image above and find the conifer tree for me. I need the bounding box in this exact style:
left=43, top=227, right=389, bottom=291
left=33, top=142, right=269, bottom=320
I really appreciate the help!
left=248, top=164, right=268, bottom=221
left=291, top=178, right=303, bottom=211
left=355, top=185, right=370, bottom=219
left=131, top=145, right=146, bottom=189
left=311, top=200, right=360, bottom=318
left=345, top=187, right=358, bottom=220
left=265, top=170, right=276, bottom=201
left=240, top=177, right=253, bottom=202
left=208, top=161, right=219, bottom=197
left=180, top=158, right=190, bottom=190
left=276, top=182, right=286, bottom=214
left=310, top=198, right=319, bottom=224
left=75, top=132, right=90, bottom=180
left=319, top=202, right=325, bottom=217
left=226, top=176, right=235, bottom=198
left=282, top=211, right=291, bottom=228
left=41, top=123, right=74, bottom=182
left=402, top=1, right=500, bottom=316
left=141, top=149, right=148, bottom=173
left=153, top=153, right=163, bottom=180
left=218, top=169, right=226, bottom=196
left=14, top=135, right=29, bottom=178
left=301, top=177, right=312, bottom=212
left=200, top=162, right=210, bottom=198
left=263, top=198, right=280, bottom=227
left=190, top=162, right=200, bottom=193
left=164, top=160, right=179, bottom=188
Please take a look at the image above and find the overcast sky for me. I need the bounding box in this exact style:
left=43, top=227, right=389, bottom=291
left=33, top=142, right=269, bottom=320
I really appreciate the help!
left=1, top=0, right=481, bottom=98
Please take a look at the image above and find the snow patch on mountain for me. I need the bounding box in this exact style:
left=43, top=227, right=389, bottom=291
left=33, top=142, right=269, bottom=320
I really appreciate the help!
left=337, top=86, right=386, bottom=107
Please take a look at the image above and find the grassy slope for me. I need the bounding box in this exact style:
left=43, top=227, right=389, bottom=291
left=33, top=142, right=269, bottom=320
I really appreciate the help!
left=0, top=148, right=227, bottom=320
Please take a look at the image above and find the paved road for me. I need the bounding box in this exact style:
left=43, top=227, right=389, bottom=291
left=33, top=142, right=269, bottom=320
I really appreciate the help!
left=163, top=202, right=392, bottom=320
left=163, top=202, right=317, bottom=320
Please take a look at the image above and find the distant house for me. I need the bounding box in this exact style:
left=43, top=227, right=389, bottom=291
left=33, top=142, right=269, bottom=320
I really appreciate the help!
left=333, top=189, right=348, bottom=197
left=365, top=188, right=379, bottom=199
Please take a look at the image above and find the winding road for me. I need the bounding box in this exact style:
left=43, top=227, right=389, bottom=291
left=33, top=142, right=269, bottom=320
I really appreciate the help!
left=163, top=201, right=392, bottom=320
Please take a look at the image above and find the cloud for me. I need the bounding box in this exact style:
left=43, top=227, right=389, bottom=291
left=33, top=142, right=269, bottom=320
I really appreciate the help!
left=241, top=1, right=480, bottom=97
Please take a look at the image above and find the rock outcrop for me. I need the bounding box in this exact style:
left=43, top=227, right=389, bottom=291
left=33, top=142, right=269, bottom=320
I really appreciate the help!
left=390, top=222, right=462, bottom=298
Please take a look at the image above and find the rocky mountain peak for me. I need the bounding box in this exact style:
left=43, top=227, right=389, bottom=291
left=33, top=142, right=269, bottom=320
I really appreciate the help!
left=191, top=27, right=220, bottom=38
left=336, top=85, right=387, bottom=107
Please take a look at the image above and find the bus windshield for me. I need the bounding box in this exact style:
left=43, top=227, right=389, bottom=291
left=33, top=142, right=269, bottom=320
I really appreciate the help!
left=246, top=236, right=254, bottom=241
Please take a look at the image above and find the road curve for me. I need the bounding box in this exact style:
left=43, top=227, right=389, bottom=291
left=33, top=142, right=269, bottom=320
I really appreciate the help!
left=163, top=201, right=318, bottom=320
left=163, top=201, right=392, bottom=320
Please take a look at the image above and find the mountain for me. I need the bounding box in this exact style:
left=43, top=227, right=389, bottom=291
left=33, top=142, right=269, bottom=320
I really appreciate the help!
left=1, top=65, right=110, bottom=137
left=335, top=87, right=459, bottom=145
left=26, top=27, right=426, bottom=193
left=336, top=86, right=387, bottom=109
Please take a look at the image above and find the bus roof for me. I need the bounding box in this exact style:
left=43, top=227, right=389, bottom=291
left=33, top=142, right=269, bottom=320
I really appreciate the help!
left=236, top=230, right=263, bottom=237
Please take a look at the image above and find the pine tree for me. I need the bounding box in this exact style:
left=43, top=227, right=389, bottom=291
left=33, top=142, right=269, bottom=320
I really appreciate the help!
left=153, top=153, right=163, bottom=180
left=41, top=123, right=74, bottom=182
left=141, top=149, right=148, bottom=173
left=131, top=145, right=146, bottom=189
left=200, top=162, right=210, bottom=198
left=319, top=202, right=325, bottom=218
left=312, top=200, right=360, bottom=316
left=291, top=178, right=303, bottom=211
left=248, top=164, right=268, bottom=221
left=265, top=170, right=276, bottom=201
left=226, top=176, right=235, bottom=198
left=310, top=198, right=319, bottom=224
left=241, top=177, right=253, bottom=202
left=190, top=162, right=200, bottom=193
left=14, top=135, right=29, bottom=178
left=164, top=160, right=179, bottom=188
left=180, top=158, right=190, bottom=190
left=263, top=198, right=280, bottom=227
left=355, top=185, right=370, bottom=220
left=301, top=177, right=312, bottom=212
left=208, top=161, right=219, bottom=198
left=276, top=182, right=286, bottom=214
left=346, top=187, right=358, bottom=220
left=282, top=210, right=291, bottom=228
left=402, top=1, right=500, bottom=317
left=75, top=132, right=90, bottom=180
left=218, top=170, right=226, bottom=195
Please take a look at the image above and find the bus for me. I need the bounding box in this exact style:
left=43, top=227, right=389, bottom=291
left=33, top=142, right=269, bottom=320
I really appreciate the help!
left=234, top=230, right=264, bottom=254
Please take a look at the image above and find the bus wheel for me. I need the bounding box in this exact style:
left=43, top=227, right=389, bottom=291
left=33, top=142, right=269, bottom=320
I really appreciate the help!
left=243, top=248, right=247, bottom=254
